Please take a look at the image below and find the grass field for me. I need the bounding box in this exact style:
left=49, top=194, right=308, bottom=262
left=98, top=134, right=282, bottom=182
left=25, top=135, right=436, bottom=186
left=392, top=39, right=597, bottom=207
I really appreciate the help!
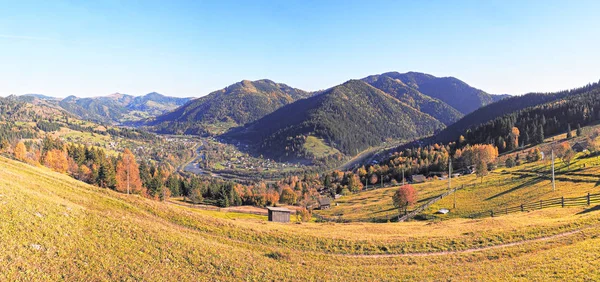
left=2, top=156, right=600, bottom=280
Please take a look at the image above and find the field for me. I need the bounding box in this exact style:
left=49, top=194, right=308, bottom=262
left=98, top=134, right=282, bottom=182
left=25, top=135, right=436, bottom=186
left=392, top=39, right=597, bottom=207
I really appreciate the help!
left=2, top=155, right=600, bottom=280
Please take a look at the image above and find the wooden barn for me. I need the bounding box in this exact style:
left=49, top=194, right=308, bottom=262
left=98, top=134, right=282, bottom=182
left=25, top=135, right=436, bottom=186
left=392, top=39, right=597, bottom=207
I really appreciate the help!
left=267, top=207, right=291, bottom=223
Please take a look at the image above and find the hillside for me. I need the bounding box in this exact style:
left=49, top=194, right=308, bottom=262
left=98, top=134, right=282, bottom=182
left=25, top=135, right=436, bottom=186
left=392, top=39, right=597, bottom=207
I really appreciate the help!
left=57, top=92, right=190, bottom=124
left=2, top=154, right=600, bottom=280
left=363, top=72, right=506, bottom=115
left=435, top=82, right=600, bottom=143
left=225, top=80, right=444, bottom=162
left=148, top=79, right=311, bottom=135
left=363, top=74, right=463, bottom=125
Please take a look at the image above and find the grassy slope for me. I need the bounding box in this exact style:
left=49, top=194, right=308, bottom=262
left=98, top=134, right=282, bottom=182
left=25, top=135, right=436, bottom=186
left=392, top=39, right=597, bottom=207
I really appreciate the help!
left=2, top=156, right=600, bottom=280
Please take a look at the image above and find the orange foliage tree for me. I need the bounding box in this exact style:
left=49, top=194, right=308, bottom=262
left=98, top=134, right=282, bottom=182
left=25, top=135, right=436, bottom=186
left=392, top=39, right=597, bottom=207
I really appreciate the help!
left=44, top=149, right=69, bottom=173
left=14, top=141, right=27, bottom=161
left=392, top=184, right=417, bottom=220
left=116, top=149, right=144, bottom=195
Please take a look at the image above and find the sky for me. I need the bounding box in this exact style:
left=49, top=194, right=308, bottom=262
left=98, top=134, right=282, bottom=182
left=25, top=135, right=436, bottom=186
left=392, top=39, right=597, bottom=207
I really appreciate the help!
left=1, top=0, right=599, bottom=98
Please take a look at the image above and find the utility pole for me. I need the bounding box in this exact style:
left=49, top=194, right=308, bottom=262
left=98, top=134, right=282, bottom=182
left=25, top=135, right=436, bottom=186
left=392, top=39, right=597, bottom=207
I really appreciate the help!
left=552, top=149, right=555, bottom=191
left=402, top=168, right=405, bottom=186
left=448, top=159, right=452, bottom=191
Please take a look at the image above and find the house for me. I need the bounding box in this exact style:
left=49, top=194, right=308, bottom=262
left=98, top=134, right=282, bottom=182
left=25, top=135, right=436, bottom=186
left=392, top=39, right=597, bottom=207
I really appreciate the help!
left=267, top=207, right=291, bottom=223
left=412, top=174, right=427, bottom=183
left=318, top=198, right=331, bottom=210
left=572, top=141, right=588, bottom=153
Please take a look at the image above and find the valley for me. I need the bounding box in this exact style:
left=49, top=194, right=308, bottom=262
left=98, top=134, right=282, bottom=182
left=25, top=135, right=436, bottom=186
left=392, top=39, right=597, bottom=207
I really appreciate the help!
left=3, top=71, right=600, bottom=281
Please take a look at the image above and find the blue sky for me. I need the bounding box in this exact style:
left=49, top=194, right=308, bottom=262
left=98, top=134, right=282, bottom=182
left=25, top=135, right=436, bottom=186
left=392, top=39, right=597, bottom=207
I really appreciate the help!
left=1, top=0, right=599, bottom=97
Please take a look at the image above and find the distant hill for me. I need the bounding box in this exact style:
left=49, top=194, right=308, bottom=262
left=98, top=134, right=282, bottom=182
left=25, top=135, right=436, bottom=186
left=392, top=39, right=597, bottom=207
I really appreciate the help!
left=363, top=72, right=504, bottom=115
left=147, top=79, right=311, bottom=135
left=224, top=80, right=444, bottom=162
left=362, top=75, right=464, bottom=125
left=55, top=92, right=191, bottom=124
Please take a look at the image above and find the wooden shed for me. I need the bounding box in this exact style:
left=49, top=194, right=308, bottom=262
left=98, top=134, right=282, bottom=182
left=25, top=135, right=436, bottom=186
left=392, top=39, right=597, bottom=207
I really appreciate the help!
left=318, top=198, right=331, bottom=210
left=267, top=207, right=291, bottom=223
left=412, top=174, right=426, bottom=183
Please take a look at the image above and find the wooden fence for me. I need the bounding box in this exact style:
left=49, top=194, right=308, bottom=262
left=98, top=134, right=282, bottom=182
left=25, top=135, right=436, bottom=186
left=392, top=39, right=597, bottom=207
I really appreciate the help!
left=397, top=186, right=462, bottom=222
left=469, top=192, right=600, bottom=218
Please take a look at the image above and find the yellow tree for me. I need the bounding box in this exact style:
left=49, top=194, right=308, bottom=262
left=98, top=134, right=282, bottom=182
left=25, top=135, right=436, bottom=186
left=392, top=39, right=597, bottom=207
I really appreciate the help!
left=116, top=149, right=144, bottom=195
left=44, top=149, right=69, bottom=173
left=14, top=141, right=27, bottom=161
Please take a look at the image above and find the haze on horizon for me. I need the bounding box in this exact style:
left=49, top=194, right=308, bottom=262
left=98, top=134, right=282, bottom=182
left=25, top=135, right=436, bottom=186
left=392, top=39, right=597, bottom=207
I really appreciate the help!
left=1, top=0, right=599, bottom=98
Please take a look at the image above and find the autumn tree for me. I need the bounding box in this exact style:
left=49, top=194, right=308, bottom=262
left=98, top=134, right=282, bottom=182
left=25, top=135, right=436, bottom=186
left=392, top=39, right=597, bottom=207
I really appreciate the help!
left=116, top=149, right=144, bottom=195
left=44, top=149, right=69, bottom=173
left=280, top=187, right=297, bottom=205
left=392, top=184, right=417, bottom=220
left=508, top=127, right=520, bottom=151
left=14, top=141, right=27, bottom=161
left=369, top=174, right=378, bottom=185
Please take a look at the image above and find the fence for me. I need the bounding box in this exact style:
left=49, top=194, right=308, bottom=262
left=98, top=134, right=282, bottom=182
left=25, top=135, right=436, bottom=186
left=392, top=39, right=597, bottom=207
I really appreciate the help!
left=469, top=192, right=600, bottom=218
left=398, top=186, right=462, bottom=222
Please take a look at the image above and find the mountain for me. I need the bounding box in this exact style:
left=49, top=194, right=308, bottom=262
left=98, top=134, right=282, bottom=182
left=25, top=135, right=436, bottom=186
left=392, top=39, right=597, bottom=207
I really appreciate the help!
left=21, top=94, right=60, bottom=100
left=224, top=80, right=444, bottom=162
left=434, top=82, right=600, bottom=143
left=362, top=75, right=464, bottom=125
left=364, top=72, right=504, bottom=115
left=57, top=92, right=191, bottom=124
left=434, top=81, right=600, bottom=147
left=148, top=79, right=311, bottom=135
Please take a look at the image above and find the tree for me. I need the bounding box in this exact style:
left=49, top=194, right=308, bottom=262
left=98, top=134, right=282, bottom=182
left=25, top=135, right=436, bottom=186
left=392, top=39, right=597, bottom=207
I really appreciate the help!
left=505, top=157, right=515, bottom=168
left=280, top=187, right=297, bottom=205
left=115, top=149, right=144, bottom=195
left=14, top=141, right=27, bottom=161
left=392, top=185, right=417, bottom=220
left=567, top=124, right=573, bottom=139
left=576, top=124, right=583, bottom=137
left=44, top=149, right=69, bottom=173
left=535, top=124, right=545, bottom=144
left=563, top=149, right=575, bottom=168
left=526, top=148, right=542, bottom=162
left=189, top=187, right=203, bottom=205
left=98, top=160, right=117, bottom=189
left=347, top=173, right=363, bottom=192
left=509, top=127, right=520, bottom=150
left=369, top=174, right=378, bottom=185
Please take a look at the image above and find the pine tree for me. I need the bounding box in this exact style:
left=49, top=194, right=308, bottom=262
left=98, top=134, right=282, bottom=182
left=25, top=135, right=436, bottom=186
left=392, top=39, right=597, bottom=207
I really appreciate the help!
left=576, top=124, right=582, bottom=137
left=567, top=124, right=573, bottom=139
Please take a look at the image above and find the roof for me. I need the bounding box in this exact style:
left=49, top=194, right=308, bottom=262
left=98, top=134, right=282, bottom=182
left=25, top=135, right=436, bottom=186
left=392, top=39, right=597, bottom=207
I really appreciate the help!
left=318, top=198, right=331, bottom=205
left=266, top=207, right=292, bottom=213
left=412, top=174, right=426, bottom=182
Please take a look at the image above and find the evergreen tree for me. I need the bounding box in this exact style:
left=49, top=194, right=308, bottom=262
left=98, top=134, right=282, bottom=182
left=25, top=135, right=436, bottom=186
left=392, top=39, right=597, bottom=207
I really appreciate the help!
left=567, top=124, right=573, bottom=139
left=576, top=124, right=582, bottom=137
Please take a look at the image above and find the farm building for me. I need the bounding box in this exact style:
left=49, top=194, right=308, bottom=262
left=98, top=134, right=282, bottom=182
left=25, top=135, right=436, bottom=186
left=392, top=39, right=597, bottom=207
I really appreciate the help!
left=318, top=198, right=331, bottom=210
left=267, top=207, right=291, bottom=223
left=412, top=174, right=426, bottom=183
left=572, top=141, right=588, bottom=153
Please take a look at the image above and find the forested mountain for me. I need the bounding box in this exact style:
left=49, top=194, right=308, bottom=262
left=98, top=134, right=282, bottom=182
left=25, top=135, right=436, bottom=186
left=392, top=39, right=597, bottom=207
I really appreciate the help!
left=56, top=92, right=190, bottom=124
left=147, top=79, right=311, bottom=135
left=362, top=75, right=464, bottom=125
left=363, top=72, right=506, bottom=115
left=434, top=82, right=600, bottom=143
left=456, top=81, right=600, bottom=153
left=224, top=80, right=444, bottom=162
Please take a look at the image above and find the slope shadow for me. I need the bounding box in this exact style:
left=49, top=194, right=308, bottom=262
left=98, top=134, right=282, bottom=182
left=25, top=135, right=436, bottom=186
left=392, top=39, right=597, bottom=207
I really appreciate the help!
left=485, top=178, right=545, bottom=201
left=577, top=205, right=600, bottom=215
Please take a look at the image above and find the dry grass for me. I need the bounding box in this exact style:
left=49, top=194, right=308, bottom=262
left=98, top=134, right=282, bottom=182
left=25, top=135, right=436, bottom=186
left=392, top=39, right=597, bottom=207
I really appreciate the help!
left=2, top=156, right=600, bottom=280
